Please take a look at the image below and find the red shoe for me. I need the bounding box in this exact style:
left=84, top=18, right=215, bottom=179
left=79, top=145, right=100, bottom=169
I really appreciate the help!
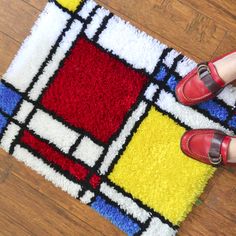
left=180, top=129, right=236, bottom=166
left=175, top=50, right=236, bottom=106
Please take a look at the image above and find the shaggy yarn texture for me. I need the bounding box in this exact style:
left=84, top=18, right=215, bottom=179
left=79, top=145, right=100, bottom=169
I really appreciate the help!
left=1, top=0, right=236, bottom=235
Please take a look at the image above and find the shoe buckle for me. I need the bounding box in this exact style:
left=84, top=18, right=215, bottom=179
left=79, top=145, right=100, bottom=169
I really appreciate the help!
left=197, top=63, right=210, bottom=79
left=208, top=153, right=222, bottom=165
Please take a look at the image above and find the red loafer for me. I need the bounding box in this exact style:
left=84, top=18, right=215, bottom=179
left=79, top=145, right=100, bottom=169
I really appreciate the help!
left=180, top=129, right=236, bottom=166
left=175, top=50, right=236, bottom=106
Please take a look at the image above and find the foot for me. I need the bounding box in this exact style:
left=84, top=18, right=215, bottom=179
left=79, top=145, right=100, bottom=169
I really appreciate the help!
left=180, top=129, right=236, bottom=166
left=175, top=50, right=236, bottom=106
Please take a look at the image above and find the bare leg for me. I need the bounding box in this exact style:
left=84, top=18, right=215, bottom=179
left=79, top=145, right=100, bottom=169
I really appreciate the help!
left=227, top=138, right=236, bottom=163
left=213, top=52, right=236, bottom=84
left=214, top=53, right=236, bottom=163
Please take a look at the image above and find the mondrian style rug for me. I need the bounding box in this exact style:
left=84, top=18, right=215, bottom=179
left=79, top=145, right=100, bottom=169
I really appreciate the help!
left=1, top=0, right=236, bottom=235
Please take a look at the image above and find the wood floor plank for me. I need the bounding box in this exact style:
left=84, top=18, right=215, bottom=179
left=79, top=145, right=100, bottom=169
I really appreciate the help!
left=21, top=0, right=47, bottom=11
left=0, top=32, right=20, bottom=76
left=202, top=168, right=236, bottom=223
left=177, top=167, right=236, bottom=236
left=0, top=162, right=107, bottom=236
left=96, top=0, right=201, bottom=62
left=212, top=31, right=236, bottom=58
left=212, top=31, right=236, bottom=86
left=0, top=0, right=40, bottom=43
left=0, top=150, right=124, bottom=236
left=179, top=0, right=236, bottom=33
left=0, top=211, right=32, bottom=236
left=96, top=0, right=226, bottom=60
left=178, top=201, right=236, bottom=236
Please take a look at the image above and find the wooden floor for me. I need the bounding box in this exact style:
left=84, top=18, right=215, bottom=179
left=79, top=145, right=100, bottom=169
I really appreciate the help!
left=0, top=0, right=236, bottom=235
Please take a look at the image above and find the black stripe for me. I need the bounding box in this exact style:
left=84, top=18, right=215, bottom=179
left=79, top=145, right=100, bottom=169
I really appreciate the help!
left=9, top=105, right=37, bottom=155
left=151, top=47, right=173, bottom=77
left=148, top=76, right=236, bottom=133
left=24, top=21, right=74, bottom=96
left=0, top=112, right=11, bottom=144
left=25, top=3, right=99, bottom=102
left=76, top=186, right=85, bottom=199
left=93, top=81, right=151, bottom=176
left=83, top=34, right=150, bottom=76
left=1, top=80, right=106, bottom=148
left=77, top=187, right=87, bottom=200
left=0, top=97, right=23, bottom=143
left=68, top=135, right=84, bottom=158
left=105, top=103, right=150, bottom=175
left=98, top=192, right=142, bottom=226
left=18, top=141, right=95, bottom=192
left=158, top=53, right=185, bottom=85
left=92, top=12, right=113, bottom=42
left=141, top=79, right=192, bottom=131
left=133, top=217, right=153, bottom=236
left=155, top=55, right=236, bottom=128
left=0, top=107, right=95, bottom=171
left=24, top=0, right=89, bottom=97
left=103, top=178, right=179, bottom=230
left=170, top=54, right=184, bottom=72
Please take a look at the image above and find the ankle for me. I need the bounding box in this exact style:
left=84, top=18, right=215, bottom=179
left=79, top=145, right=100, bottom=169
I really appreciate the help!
left=213, top=52, right=236, bottom=84
left=227, top=137, right=236, bottom=163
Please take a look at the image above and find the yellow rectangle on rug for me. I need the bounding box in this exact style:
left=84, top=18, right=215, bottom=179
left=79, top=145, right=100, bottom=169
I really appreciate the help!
left=109, top=107, right=215, bottom=226
left=56, top=0, right=83, bottom=12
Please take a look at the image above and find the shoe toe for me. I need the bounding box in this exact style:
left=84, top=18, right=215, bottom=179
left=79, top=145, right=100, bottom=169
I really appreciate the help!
left=180, top=129, right=215, bottom=164
left=175, top=68, right=213, bottom=106
left=175, top=81, right=188, bottom=105
left=180, top=130, right=194, bottom=156
left=175, top=72, right=199, bottom=106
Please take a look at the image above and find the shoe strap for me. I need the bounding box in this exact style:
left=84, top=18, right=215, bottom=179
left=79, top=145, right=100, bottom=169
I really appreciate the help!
left=197, top=62, right=223, bottom=93
left=208, top=132, right=226, bottom=166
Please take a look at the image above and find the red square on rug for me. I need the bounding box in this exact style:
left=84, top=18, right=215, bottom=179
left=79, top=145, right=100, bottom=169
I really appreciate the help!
left=41, top=36, right=148, bottom=143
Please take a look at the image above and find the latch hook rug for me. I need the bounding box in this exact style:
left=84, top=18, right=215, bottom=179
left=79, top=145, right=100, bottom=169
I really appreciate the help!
left=1, top=0, right=236, bottom=235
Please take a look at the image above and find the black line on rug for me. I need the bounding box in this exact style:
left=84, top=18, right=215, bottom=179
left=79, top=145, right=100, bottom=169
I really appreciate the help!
left=91, top=12, right=113, bottom=42
left=9, top=105, right=37, bottom=155
left=151, top=47, right=173, bottom=78
left=98, top=191, right=142, bottom=226
left=146, top=68, right=236, bottom=133
left=36, top=5, right=100, bottom=102
left=1, top=80, right=106, bottom=148
left=0, top=111, right=11, bottom=143
left=156, top=81, right=235, bottom=132
left=0, top=103, right=99, bottom=175
left=25, top=14, right=77, bottom=97
left=76, top=187, right=86, bottom=200
left=105, top=104, right=151, bottom=176
left=134, top=217, right=153, bottom=236
left=76, top=187, right=87, bottom=201
left=17, top=141, right=96, bottom=193
left=0, top=97, right=24, bottom=143
left=103, top=178, right=179, bottom=230
left=92, top=81, right=151, bottom=177
left=159, top=55, right=236, bottom=128
left=24, top=0, right=96, bottom=104
left=85, top=34, right=150, bottom=77
left=68, top=135, right=84, bottom=158
left=168, top=75, right=234, bottom=121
